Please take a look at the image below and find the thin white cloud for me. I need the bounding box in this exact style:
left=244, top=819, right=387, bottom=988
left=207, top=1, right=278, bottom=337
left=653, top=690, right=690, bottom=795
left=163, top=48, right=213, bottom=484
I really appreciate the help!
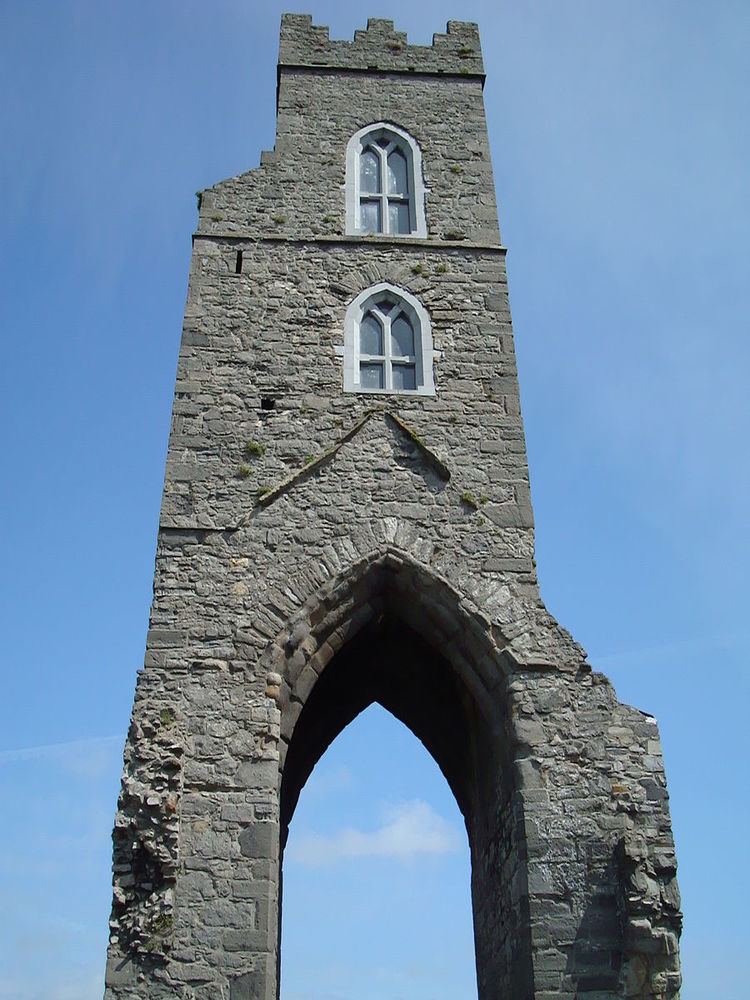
left=0, top=734, right=124, bottom=765
left=303, top=765, right=354, bottom=799
left=590, top=626, right=750, bottom=668
left=286, top=800, right=460, bottom=867
left=0, top=970, right=103, bottom=1000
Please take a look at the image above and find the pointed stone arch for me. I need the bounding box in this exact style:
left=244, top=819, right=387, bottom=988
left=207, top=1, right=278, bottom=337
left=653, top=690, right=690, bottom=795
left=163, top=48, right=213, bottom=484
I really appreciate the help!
left=265, top=552, right=512, bottom=785
left=262, top=548, right=535, bottom=997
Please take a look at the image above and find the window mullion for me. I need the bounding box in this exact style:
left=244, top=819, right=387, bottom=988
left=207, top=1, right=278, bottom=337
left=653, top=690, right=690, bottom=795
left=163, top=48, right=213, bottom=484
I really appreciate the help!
left=384, top=315, right=393, bottom=390
left=378, top=147, right=386, bottom=233
left=378, top=146, right=390, bottom=233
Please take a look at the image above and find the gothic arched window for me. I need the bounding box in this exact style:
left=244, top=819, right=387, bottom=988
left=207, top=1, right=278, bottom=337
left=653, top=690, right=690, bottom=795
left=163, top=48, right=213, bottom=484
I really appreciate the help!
left=342, top=283, right=436, bottom=395
left=345, top=124, right=427, bottom=238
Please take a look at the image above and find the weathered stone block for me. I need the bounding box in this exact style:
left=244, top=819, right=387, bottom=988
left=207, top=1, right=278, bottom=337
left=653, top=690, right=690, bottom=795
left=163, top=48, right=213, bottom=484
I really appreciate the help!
left=238, top=822, right=279, bottom=860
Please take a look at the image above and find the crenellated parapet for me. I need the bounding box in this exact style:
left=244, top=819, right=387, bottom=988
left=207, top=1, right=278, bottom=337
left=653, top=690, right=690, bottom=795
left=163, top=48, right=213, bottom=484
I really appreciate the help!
left=279, top=14, right=484, bottom=78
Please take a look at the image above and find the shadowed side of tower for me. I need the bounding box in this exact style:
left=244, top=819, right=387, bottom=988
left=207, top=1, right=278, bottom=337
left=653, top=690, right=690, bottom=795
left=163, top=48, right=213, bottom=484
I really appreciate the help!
left=103, top=15, right=681, bottom=1000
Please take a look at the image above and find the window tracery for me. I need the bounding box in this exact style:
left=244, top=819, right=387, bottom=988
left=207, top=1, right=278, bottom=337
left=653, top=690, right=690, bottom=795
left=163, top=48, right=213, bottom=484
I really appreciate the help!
left=342, top=283, right=435, bottom=395
left=346, top=124, right=427, bottom=238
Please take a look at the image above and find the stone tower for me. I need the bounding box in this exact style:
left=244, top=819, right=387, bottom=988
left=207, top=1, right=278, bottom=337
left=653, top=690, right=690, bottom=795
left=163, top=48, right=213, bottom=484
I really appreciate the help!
left=104, top=15, right=682, bottom=1000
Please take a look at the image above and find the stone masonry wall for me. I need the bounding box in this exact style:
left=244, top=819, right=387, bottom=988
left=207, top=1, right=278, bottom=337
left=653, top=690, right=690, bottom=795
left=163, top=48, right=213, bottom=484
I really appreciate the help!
left=104, top=15, right=681, bottom=1000
left=199, top=24, right=497, bottom=245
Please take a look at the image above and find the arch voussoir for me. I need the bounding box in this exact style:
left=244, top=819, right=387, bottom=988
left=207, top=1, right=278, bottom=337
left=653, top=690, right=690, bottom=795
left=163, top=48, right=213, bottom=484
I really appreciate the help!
left=261, top=548, right=519, bottom=764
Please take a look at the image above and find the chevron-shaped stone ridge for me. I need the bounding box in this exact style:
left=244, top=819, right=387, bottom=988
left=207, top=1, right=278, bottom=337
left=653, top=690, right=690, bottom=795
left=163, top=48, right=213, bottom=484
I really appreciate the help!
left=237, top=409, right=450, bottom=520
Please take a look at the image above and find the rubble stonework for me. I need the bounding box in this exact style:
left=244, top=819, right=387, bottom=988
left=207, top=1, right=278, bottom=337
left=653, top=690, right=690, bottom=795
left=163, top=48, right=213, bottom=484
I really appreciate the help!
left=103, top=15, right=682, bottom=999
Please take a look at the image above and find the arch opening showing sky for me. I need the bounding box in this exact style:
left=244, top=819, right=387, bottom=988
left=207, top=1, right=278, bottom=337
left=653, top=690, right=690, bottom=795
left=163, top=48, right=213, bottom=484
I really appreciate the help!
left=280, top=704, right=477, bottom=1000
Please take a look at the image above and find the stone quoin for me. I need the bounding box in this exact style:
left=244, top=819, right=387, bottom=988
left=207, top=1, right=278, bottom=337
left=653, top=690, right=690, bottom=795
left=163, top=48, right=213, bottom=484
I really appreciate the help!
left=103, top=14, right=682, bottom=999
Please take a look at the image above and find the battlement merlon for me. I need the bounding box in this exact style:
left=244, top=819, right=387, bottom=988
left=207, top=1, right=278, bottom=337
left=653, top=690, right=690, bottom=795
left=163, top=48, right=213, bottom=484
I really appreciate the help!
left=279, top=14, right=485, bottom=80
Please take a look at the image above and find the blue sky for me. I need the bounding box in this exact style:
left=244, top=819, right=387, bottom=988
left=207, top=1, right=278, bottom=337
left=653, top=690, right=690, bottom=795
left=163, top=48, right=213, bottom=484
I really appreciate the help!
left=1, top=2, right=748, bottom=997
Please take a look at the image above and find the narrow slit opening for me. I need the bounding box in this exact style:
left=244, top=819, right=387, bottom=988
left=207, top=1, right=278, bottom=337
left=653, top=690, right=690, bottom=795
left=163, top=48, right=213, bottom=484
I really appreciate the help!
left=235, top=250, right=243, bottom=274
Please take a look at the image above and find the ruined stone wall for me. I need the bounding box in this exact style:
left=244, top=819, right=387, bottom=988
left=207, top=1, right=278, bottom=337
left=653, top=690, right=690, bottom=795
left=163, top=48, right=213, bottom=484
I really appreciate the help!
left=199, top=18, right=497, bottom=245
left=104, top=15, right=681, bottom=1000
left=162, top=241, right=531, bottom=547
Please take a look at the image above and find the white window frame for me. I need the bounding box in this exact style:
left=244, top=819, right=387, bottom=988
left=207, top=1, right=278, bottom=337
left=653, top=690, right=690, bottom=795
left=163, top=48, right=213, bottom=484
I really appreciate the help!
left=345, top=123, right=428, bottom=239
left=343, top=282, right=436, bottom=396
